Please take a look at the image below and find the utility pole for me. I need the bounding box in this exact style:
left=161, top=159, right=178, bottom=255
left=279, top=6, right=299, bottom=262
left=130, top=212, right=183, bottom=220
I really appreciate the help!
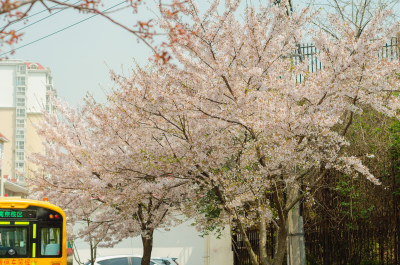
left=287, top=184, right=306, bottom=265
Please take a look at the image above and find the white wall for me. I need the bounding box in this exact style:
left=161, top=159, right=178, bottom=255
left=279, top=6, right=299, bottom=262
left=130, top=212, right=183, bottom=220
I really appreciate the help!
left=207, top=228, right=234, bottom=265
left=72, top=221, right=233, bottom=265
left=0, top=65, right=16, bottom=108
left=26, top=72, right=47, bottom=113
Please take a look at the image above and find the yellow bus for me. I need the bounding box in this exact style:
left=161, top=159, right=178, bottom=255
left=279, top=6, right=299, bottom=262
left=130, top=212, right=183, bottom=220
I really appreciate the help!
left=0, top=197, right=66, bottom=265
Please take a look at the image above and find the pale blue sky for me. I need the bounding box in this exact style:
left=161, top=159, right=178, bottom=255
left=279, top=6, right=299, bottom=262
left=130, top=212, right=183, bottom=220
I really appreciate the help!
left=5, top=0, right=154, bottom=107
left=4, top=0, right=308, bottom=107
left=3, top=0, right=311, bottom=107
left=4, top=0, right=398, bottom=107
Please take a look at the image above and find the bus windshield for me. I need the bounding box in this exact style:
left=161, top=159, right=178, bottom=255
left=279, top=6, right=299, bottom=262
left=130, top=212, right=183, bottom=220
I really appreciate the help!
left=0, top=226, right=28, bottom=257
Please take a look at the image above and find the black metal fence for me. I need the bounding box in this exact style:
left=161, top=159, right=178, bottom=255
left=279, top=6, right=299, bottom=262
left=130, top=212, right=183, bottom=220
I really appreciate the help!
left=293, top=43, right=322, bottom=83
left=232, top=209, right=400, bottom=265
left=305, top=216, right=400, bottom=265
left=293, top=37, right=399, bottom=82
left=379, top=37, right=399, bottom=61
left=232, top=229, right=276, bottom=265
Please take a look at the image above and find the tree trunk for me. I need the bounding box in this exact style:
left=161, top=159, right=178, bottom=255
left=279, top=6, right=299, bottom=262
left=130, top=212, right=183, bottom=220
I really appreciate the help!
left=272, top=223, right=288, bottom=265
left=88, top=219, right=97, bottom=265
left=141, top=229, right=154, bottom=265
left=259, top=202, right=270, bottom=265
left=237, top=218, right=260, bottom=265
left=89, top=238, right=96, bottom=265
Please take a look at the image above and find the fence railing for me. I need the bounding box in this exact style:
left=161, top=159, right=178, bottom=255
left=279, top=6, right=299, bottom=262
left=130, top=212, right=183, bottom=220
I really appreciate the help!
left=232, top=214, right=400, bottom=265
left=232, top=228, right=276, bottom=265
left=379, top=37, right=399, bottom=61
left=304, top=216, right=400, bottom=265
left=293, top=43, right=322, bottom=83
left=292, top=37, right=399, bottom=83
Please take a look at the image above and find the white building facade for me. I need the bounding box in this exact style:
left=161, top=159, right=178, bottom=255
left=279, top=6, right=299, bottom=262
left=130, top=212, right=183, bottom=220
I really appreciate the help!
left=0, top=60, right=55, bottom=195
left=73, top=221, right=234, bottom=265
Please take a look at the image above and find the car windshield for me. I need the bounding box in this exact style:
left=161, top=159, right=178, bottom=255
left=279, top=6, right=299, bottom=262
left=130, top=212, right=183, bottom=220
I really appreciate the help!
left=152, top=259, right=171, bottom=265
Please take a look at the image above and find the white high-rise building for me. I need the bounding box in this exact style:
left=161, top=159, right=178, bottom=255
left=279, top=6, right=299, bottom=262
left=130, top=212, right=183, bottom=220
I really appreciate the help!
left=0, top=60, right=56, bottom=194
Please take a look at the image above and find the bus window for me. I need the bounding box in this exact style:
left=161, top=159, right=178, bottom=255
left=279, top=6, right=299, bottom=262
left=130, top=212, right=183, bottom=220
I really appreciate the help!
left=0, top=227, right=28, bottom=257
left=41, top=227, right=61, bottom=256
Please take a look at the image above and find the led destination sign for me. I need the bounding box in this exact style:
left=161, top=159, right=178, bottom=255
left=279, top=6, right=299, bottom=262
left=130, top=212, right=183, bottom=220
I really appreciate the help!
left=0, top=210, right=36, bottom=219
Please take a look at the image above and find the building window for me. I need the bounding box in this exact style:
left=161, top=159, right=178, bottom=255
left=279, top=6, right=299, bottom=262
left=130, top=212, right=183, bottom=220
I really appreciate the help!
left=16, top=162, right=24, bottom=169
left=18, top=65, right=26, bottom=74
left=16, top=98, right=25, bottom=107
left=30, top=64, right=37, bottom=69
left=16, top=172, right=24, bottom=183
left=16, top=141, right=24, bottom=150
left=16, top=120, right=25, bottom=128
left=17, top=109, right=25, bottom=117
left=0, top=143, right=3, bottom=159
left=17, top=87, right=26, bottom=96
left=16, top=151, right=24, bottom=161
left=17, top=77, right=26, bottom=85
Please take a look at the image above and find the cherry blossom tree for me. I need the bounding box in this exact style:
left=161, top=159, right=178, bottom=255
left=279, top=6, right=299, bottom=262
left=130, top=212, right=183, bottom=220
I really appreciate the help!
left=29, top=0, right=400, bottom=264
left=29, top=97, right=188, bottom=265
left=104, top=0, right=400, bottom=264
left=309, top=0, right=400, bottom=42
left=0, top=0, right=187, bottom=62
